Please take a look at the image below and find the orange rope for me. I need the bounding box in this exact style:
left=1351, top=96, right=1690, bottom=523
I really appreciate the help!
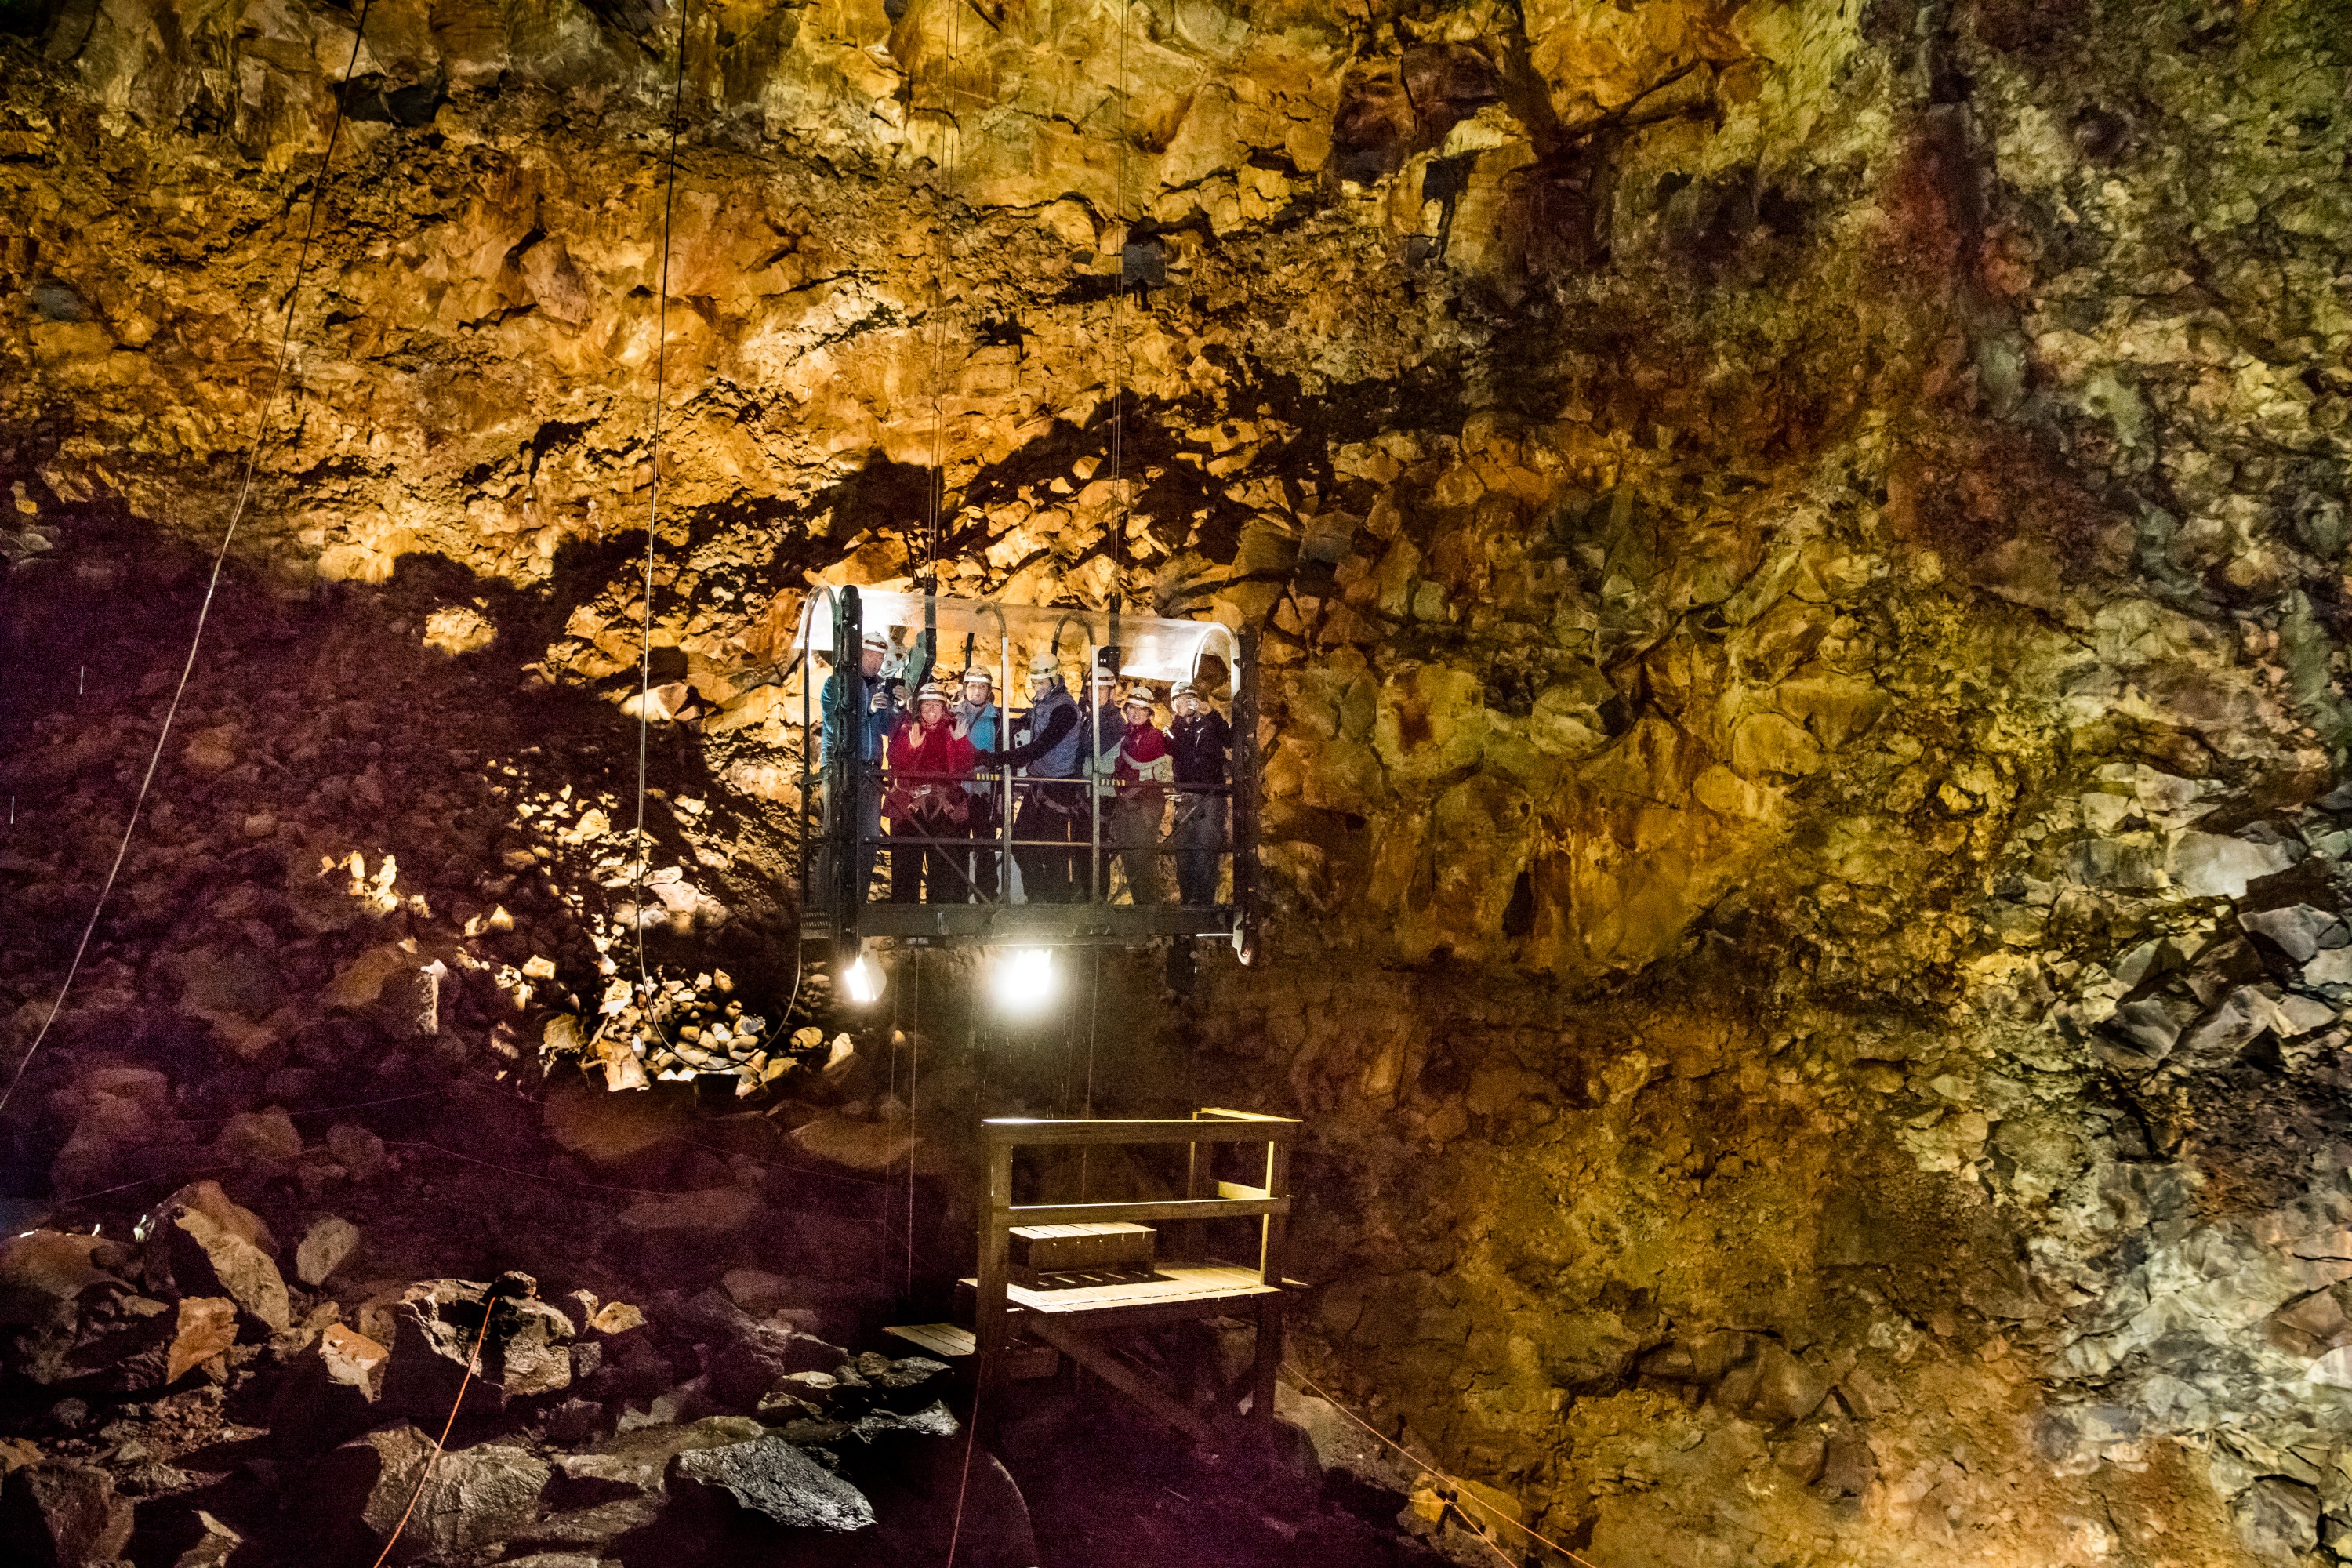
left=368, top=1289, right=499, bottom=1568
left=942, top=1370, right=985, bottom=1566
left=1282, top=1362, right=1603, bottom=1568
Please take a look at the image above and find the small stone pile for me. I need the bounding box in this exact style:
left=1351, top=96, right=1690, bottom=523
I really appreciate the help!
left=573, top=967, right=837, bottom=1095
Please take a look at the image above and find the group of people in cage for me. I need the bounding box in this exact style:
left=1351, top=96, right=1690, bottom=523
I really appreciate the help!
left=821, top=631, right=1233, bottom=909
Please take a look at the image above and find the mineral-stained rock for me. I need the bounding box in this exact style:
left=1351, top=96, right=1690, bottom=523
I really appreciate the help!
left=2234, top=1477, right=2321, bottom=1564
left=669, top=1434, right=874, bottom=1532
left=0, top=1461, right=133, bottom=1568
left=143, top=1181, right=288, bottom=1333
left=163, top=1297, right=237, bottom=1383
left=313, top=1424, right=550, bottom=1564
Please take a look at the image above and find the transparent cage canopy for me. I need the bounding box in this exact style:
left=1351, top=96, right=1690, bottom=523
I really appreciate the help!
left=793, top=589, right=1241, bottom=695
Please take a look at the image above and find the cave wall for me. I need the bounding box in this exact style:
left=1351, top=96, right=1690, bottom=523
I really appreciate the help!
left=7, top=0, right=2352, bottom=1562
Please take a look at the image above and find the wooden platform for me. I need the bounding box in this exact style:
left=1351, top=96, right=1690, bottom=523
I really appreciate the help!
left=965, top=1262, right=1282, bottom=1330
left=964, top=1110, right=1300, bottom=1439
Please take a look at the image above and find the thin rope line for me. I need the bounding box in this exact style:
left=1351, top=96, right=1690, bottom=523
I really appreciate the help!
left=368, top=1284, right=496, bottom=1568
left=0, top=0, right=376, bottom=1123
left=630, top=0, right=694, bottom=1005
left=942, top=1364, right=985, bottom=1566
left=1078, top=945, right=1102, bottom=1200
left=390, top=1139, right=887, bottom=1205
left=905, top=949, right=919, bottom=1295
left=1283, top=1362, right=1601, bottom=1568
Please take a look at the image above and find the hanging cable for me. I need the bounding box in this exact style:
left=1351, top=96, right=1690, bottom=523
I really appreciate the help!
left=1077, top=944, right=1102, bottom=1198
left=0, top=1, right=377, bottom=1122
left=923, top=0, right=963, bottom=592
left=628, top=0, right=695, bottom=1007
left=905, top=949, right=920, bottom=1295
left=1109, top=0, right=1132, bottom=611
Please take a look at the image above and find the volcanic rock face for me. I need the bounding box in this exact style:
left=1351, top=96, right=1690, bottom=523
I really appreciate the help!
left=5, top=0, right=2352, bottom=1564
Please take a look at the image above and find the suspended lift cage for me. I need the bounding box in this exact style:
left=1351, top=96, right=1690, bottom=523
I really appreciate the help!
left=793, top=587, right=1261, bottom=951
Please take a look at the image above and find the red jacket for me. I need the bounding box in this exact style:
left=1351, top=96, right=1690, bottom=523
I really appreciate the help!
left=886, top=719, right=976, bottom=820
left=1111, top=722, right=1171, bottom=808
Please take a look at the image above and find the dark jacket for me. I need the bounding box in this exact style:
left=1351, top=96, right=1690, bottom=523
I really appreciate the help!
left=1169, top=709, right=1232, bottom=789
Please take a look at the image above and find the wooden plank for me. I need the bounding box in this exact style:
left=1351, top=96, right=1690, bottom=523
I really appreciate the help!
left=1250, top=1292, right=1284, bottom=1422
left=1196, top=1107, right=1290, bottom=1123
left=983, top=1117, right=1298, bottom=1148
left=1004, top=1263, right=1278, bottom=1315
left=884, top=1323, right=976, bottom=1359
left=1003, top=1196, right=1289, bottom=1226
left=1259, top=1136, right=1292, bottom=1288
left=1215, top=1181, right=1269, bottom=1201
left=1011, top=1221, right=1155, bottom=1272
left=975, top=1137, right=1014, bottom=1420
left=1029, top=1318, right=1218, bottom=1448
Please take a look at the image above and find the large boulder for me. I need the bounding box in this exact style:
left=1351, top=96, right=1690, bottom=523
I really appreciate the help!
left=379, top=1277, right=575, bottom=1421
left=140, top=1181, right=288, bottom=1333
left=668, top=1433, right=874, bottom=1532
left=517, top=1416, right=764, bottom=1555
left=0, top=1461, right=133, bottom=1568
left=0, top=1232, right=180, bottom=1391
left=312, top=1424, right=550, bottom=1566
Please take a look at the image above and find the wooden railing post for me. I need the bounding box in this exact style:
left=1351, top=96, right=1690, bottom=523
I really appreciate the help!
left=975, top=1131, right=1014, bottom=1421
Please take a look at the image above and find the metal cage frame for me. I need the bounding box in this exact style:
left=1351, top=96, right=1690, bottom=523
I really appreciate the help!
left=794, top=586, right=1261, bottom=953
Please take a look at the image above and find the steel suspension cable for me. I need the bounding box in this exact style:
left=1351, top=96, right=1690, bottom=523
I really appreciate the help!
left=0, top=0, right=377, bottom=1120
left=629, top=0, right=695, bottom=1003
left=922, top=0, right=962, bottom=591
left=1111, top=0, right=1131, bottom=605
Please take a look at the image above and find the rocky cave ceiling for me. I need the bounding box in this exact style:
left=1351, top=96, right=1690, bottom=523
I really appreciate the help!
left=4, top=0, right=2352, bottom=1563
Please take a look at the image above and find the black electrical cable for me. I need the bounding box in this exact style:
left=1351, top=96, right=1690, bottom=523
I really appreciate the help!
left=0, top=0, right=378, bottom=1121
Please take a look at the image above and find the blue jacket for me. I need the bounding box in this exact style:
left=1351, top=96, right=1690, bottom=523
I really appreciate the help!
left=955, top=702, right=1000, bottom=794
left=820, top=671, right=895, bottom=767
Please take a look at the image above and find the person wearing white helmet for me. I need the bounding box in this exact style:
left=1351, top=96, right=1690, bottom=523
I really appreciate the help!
left=1167, top=679, right=1232, bottom=905
left=884, top=680, right=976, bottom=902
left=1102, top=684, right=1172, bottom=904
left=818, top=629, right=900, bottom=902
left=952, top=668, right=1003, bottom=898
left=967, top=649, right=1124, bottom=901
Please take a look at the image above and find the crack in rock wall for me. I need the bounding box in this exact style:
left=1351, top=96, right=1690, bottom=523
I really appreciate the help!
left=5, top=0, right=2352, bottom=1563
